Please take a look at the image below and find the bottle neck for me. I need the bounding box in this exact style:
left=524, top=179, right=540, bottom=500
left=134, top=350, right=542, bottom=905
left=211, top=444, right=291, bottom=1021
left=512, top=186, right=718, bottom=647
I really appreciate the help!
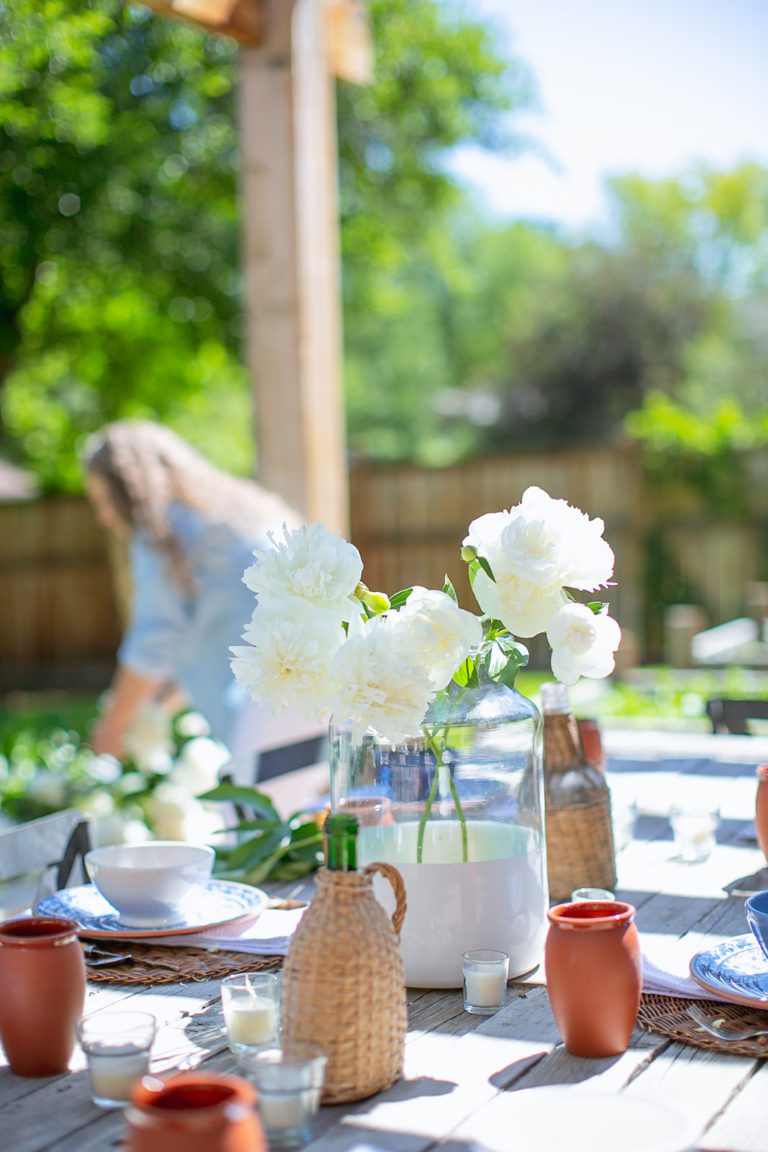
left=543, top=711, right=584, bottom=773
left=325, top=813, right=359, bottom=871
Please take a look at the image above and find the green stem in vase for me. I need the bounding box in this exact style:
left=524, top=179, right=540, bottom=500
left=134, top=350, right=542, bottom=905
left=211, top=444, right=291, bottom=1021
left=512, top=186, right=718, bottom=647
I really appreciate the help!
left=416, top=728, right=469, bottom=865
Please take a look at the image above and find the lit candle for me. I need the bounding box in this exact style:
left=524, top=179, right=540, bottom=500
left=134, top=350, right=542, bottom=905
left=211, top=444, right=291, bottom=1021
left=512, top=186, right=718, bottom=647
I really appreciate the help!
left=224, top=995, right=277, bottom=1046
left=87, top=1046, right=151, bottom=1104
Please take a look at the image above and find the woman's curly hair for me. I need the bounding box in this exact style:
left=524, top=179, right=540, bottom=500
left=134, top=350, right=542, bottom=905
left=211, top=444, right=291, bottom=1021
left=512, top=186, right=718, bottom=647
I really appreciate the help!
left=82, top=421, right=300, bottom=592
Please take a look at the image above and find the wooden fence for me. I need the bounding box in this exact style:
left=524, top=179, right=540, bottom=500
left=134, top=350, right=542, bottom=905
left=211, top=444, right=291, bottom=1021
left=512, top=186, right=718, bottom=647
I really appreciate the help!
left=1, top=445, right=766, bottom=688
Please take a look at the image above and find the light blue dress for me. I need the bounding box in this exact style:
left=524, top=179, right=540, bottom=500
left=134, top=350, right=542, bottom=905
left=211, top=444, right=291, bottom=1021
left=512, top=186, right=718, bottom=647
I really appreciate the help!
left=118, top=503, right=263, bottom=746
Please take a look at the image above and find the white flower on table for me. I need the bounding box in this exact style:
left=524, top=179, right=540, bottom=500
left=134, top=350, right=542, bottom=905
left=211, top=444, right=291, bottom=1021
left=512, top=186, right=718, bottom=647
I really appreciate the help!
left=327, top=618, right=437, bottom=746
left=464, top=486, right=615, bottom=638
left=231, top=599, right=344, bottom=717
left=396, top=588, right=483, bottom=690
left=547, top=602, right=622, bottom=685
left=243, top=523, right=363, bottom=621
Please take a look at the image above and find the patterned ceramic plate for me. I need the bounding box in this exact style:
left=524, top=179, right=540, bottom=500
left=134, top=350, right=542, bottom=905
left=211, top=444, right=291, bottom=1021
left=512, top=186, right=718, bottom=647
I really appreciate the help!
left=690, top=934, right=768, bottom=1007
left=35, top=879, right=266, bottom=940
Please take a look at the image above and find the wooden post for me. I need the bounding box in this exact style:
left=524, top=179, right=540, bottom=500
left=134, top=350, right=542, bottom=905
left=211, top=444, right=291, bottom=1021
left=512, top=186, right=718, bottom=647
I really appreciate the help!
left=239, top=0, right=349, bottom=532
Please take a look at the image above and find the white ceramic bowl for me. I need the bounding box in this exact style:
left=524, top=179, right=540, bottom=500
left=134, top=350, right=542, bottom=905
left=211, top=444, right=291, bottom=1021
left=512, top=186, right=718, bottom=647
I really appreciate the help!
left=85, top=841, right=215, bottom=928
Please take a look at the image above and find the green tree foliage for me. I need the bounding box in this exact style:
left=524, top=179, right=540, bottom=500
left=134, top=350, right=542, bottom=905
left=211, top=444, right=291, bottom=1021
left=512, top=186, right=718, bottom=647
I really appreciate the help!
left=0, top=0, right=528, bottom=488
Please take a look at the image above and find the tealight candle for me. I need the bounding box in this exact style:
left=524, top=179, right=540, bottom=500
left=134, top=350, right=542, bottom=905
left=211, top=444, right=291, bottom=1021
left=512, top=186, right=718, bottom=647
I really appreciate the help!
left=237, top=1042, right=327, bottom=1152
left=86, top=1047, right=151, bottom=1105
left=462, top=949, right=509, bottom=1015
left=221, top=972, right=281, bottom=1054
left=76, top=1011, right=156, bottom=1109
left=225, top=996, right=277, bottom=1046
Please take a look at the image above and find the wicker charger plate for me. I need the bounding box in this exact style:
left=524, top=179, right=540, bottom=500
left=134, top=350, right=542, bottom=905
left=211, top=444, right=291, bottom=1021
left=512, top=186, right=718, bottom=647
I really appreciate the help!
left=638, top=995, right=768, bottom=1059
left=85, top=944, right=283, bottom=985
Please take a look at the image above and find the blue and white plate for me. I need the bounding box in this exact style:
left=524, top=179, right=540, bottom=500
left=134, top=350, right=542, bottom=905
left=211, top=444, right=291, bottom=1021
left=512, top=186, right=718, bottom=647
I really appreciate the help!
left=35, top=879, right=266, bottom=940
left=690, top=934, right=768, bottom=1007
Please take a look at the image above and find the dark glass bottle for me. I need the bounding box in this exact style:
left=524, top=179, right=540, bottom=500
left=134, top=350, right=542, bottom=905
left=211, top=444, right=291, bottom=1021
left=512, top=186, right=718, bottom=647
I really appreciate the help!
left=541, top=682, right=616, bottom=903
left=325, top=812, right=358, bottom=871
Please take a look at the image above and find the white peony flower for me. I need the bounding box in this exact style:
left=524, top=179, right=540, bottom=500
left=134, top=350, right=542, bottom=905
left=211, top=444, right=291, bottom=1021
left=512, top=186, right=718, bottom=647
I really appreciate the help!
left=518, top=486, right=615, bottom=591
left=243, top=523, right=363, bottom=619
left=464, top=486, right=614, bottom=636
left=327, top=622, right=436, bottom=746
left=546, top=602, right=622, bottom=685
left=171, top=736, right=230, bottom=795
left=231, top=599, right=343, bottom=717
left=396, top=588, right=483, bottom=689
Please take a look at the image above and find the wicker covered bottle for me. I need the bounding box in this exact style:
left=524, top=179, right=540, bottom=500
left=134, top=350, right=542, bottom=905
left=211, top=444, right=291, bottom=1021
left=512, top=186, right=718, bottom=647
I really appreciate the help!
left=280, top=814, right=408, bottom=1105
left=541, top=682, right=616, bottom=902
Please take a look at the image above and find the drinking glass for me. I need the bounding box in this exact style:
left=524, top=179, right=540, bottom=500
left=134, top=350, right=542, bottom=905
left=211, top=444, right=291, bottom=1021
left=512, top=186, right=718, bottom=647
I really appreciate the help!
left=237, top=1042, right=327, bottom=1150
left=221, top=972, right=281, bottom=1055
left=669, top=803, right=720, bottom=862
left=76, top=1011, right=156, bottom=1109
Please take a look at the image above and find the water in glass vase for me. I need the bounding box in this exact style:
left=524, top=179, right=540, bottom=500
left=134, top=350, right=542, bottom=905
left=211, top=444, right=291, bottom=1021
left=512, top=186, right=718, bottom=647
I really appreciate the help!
left=330, top=669, right=548, bottom=988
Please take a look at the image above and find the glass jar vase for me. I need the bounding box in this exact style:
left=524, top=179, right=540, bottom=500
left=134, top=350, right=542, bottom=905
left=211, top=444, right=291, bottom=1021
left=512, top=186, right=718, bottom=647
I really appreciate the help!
left=329, top=664, right=547, bottom=988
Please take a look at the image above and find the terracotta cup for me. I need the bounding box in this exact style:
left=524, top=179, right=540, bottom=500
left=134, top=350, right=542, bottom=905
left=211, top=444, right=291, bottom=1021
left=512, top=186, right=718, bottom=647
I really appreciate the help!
left=545, top=900, right=642, bottom=1058
left=755, top=764, right=768, bottom=861
left=0, top=915, right=86, bottom=1077
left=124, top=1071, right=266, bottom=1152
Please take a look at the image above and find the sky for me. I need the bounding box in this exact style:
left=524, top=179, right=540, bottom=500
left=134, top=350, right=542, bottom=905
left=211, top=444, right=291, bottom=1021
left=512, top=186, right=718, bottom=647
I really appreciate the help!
left=448, top=0, right=768, bottom=231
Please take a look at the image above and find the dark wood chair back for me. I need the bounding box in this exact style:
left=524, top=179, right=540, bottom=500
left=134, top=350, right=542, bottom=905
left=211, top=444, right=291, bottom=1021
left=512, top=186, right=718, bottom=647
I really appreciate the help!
left=705, top=697, right=768, bottom=735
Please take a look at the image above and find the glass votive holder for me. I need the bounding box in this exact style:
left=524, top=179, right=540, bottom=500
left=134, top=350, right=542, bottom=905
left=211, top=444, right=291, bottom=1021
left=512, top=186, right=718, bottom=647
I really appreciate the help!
left=571, top=887, right=616, bottom=902
left=76, top=1011, right=156, bottom=1109
left=669, top=803, right=720, bottom=863
left=237, top=1042, right=327, bottom=1150
left=462, top=949, right=509, bottom=1015
left=221, top=972, right=281, bottom=1055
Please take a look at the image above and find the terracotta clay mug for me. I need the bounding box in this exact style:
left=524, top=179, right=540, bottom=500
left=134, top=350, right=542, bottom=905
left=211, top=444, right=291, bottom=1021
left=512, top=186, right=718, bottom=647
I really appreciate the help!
left=0, top=915, right=86, bottom=1076
left=124, top=1071, right=267, bottom=1152
left=545, top=900, right=642, bottom=1058
left=755, top=764, right=768, bottom=861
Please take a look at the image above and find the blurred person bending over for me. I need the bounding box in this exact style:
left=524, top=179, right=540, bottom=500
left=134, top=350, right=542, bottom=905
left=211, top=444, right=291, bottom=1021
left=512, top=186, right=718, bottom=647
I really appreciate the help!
left=82, top=420, right=312, bottom=777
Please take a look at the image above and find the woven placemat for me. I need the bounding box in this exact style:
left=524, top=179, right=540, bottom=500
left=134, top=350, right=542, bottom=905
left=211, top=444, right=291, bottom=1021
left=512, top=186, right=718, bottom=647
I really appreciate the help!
left=638, top=995, right=768, bottom=1058
left=86, top=944, right=283, bottom=985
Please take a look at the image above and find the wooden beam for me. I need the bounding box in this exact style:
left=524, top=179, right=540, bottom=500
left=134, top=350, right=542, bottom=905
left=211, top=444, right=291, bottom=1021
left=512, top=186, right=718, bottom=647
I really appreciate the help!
left=326, top=0, right=374, bottom=85
left=140, top=0, right=263, bottom=44
left=239, top=0, right=349, bottom=533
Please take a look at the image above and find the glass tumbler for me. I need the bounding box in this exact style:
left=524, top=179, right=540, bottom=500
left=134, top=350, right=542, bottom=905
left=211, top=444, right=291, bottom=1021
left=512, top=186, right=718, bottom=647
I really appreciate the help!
left=237, top=1042, right=327, bottom=1150
left=462, top=949, right=509, bottom=1014
left=76, top=1011, right=156, bottom=1108
left=221, top=972, right=281, bottom=1056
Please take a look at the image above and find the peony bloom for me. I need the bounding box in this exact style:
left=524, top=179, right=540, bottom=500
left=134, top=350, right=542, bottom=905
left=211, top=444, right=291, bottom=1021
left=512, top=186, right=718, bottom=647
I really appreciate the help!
left=231, top=599, right=343, bottom=717
left=327, top=620, right=436, bottom=745
left=464, top=487, right=614, bottom=636
left=395, top=588, right=483, bottom=689
left=546, top=602, right=622, bottom=685
left=243, top=523, right=363, bottom=620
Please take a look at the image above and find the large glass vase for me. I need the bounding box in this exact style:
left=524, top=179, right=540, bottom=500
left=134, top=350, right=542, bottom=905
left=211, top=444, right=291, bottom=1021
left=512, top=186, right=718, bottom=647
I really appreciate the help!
left=329, top=667, right=547, bottom=988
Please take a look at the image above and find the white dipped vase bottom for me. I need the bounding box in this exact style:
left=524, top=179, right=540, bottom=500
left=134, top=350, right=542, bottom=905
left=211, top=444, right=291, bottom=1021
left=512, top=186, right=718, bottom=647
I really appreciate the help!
left=359, top=820, right=547, bottom=988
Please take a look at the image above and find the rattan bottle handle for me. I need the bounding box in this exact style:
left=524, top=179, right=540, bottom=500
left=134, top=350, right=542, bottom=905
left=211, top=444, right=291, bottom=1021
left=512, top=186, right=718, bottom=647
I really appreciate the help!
left=363, top=862, right=407, bottom=938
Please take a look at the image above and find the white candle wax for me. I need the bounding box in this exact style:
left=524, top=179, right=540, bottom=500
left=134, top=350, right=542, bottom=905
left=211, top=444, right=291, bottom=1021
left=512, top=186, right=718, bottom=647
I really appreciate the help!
left=87, top=1048, right=150, bottom=1103
left=464, top=966, right=506, bottom=1007
left=225, top=996, right=277, bottom=1046
left=259, top=1089, right=312, bottom=1130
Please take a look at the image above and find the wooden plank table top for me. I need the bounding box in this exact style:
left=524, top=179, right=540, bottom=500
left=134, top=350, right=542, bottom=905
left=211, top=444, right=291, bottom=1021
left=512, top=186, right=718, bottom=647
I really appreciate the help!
left=2, top=733, right=768, bottom=1152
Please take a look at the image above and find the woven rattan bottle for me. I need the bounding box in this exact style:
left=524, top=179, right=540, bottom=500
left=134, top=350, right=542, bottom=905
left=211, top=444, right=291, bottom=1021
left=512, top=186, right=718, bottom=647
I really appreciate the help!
left=280, top=814, right=407, bottom=1105
left=541, top=682, right=616, bottom=902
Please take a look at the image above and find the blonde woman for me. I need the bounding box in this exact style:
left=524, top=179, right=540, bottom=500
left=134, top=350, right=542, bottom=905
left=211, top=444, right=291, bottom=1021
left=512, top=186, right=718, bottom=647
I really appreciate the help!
left=82, top=420, right=309, bottom=774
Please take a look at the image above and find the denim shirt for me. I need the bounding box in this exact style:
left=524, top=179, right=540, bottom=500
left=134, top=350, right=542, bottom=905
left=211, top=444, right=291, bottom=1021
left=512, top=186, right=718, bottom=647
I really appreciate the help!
left=118, top=502, right=267, bottom=745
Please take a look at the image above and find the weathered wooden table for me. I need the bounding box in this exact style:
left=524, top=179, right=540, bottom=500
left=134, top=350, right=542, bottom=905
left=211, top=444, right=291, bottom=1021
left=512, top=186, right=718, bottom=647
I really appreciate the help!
left=3, top=733, right=768, bottom=1152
